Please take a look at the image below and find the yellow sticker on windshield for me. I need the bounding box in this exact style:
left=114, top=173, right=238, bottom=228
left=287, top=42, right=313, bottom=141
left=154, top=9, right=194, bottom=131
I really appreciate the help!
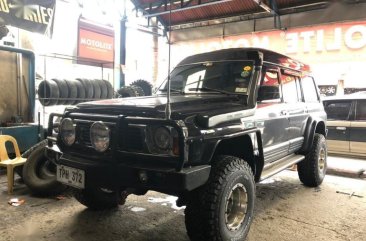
left=244, top=66, right=252, bottom=71
left=235, top=87, right=247, bottom=93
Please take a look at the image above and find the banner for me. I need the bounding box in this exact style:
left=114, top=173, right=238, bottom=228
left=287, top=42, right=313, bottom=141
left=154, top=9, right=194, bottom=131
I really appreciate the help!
left=77, top=18, right=114, bottom=67
left=173, top=21, right=366, bottom=65
left=0, top=0, right=55, bottom=34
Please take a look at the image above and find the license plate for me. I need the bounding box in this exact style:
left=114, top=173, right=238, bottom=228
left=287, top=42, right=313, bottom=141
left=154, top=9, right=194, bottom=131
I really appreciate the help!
left=56, top=165, right=85, bottom=189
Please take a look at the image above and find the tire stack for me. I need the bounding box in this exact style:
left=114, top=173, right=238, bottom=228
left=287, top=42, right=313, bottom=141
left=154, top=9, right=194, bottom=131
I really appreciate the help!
left=38, top=79, right=114, bottom=106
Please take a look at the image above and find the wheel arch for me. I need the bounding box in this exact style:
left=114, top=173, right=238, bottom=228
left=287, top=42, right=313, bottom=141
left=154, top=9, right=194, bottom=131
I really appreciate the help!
left=300, top=117, right=327, bottom=154
left=211, top=131, right=264, bottom=182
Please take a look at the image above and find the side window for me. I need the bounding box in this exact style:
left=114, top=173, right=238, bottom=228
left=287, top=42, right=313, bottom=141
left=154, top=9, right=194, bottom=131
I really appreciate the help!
left=257, top=70, right=281, bottom=102
left=355, top=100, right=366, bottom=121
left=302, top=76, right=319, bottom=102
left=324, top=101, right=352, bottom=120
left=281, top=74, right=299, bottom=103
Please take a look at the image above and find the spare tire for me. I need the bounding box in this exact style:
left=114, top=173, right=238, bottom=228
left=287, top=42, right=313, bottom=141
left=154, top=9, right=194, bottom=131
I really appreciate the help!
left=64, top=79, right=78, bottom=105
left=131, top=85, right=145, bottom=96
left=53, top=78, right=69, bottom=105
left=22, top=140, right=66, bottom=196
left=77, top=78, right=94, bottom=102
left=91, top=79, right=101, bottom=100
left=103, top=80, right=114, bottom=99
left=130, top=79, right=153, bottom=96
left=117, top=86, right=138, bottom=98
left=38, top=80, right=60, bottom=106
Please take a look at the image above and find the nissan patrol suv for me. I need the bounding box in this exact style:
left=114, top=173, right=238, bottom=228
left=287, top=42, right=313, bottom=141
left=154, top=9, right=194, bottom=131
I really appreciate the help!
left=46, top=48, right=327, bottom=241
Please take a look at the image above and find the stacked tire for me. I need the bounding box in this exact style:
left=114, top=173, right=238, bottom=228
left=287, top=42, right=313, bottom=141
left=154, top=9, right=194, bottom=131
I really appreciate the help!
left=38, top=79, right=114, bottom=106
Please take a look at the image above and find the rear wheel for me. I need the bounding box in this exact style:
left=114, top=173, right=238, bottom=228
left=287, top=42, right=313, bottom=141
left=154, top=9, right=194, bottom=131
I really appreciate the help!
left=298, top=133, right=327, bottom=187
left=73, top=187, right=127, bottom=210
left=185, top=155, right=255, bottom=241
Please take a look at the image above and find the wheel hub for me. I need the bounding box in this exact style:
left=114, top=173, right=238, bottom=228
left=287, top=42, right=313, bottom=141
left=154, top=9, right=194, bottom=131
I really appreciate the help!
left=318, top=148, right=326, bottom=175
left=225, top=183, right=248, bottom=231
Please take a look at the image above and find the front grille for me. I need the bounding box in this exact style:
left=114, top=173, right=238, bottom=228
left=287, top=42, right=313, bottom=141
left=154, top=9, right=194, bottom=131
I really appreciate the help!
left=119, top=126, right=144, bottom=151
left=77, top=123, right=91, bottom=146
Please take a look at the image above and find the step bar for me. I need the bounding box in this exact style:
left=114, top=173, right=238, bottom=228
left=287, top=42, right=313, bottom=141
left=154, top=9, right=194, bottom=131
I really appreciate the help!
left=260, top=154, right=305, bottom=181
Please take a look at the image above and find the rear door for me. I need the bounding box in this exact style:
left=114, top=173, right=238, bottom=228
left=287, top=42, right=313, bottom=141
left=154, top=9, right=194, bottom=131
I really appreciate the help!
left=350, top=99, right=366, bottom=154
left=323, top=100, right=353, bottom=153
left=280, top=71, right=307, bottom=153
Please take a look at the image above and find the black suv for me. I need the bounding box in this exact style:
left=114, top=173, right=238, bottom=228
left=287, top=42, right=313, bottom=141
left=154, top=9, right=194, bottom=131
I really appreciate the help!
left=47, top=48, right=327, bottom=241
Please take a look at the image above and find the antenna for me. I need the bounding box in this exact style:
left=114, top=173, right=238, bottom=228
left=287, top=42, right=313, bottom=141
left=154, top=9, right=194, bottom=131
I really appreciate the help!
left=164, top=0, right=172, bottom=120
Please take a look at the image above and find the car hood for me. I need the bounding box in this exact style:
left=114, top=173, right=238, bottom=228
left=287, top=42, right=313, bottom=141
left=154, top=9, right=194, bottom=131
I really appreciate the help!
left=76, top=94, right=248, bottom=119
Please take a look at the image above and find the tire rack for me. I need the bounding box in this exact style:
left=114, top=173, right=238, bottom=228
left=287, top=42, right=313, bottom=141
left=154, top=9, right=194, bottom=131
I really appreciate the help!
left=38, top=53, right=115, bottom=128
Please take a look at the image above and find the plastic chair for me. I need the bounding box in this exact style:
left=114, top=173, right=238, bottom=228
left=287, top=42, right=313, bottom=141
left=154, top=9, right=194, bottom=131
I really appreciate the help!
left=0, top=135, right=27, bottom=194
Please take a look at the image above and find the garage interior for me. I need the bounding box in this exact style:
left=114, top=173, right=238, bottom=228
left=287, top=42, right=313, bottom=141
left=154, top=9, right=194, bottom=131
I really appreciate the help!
left=1, top=0, right=366, bottom=241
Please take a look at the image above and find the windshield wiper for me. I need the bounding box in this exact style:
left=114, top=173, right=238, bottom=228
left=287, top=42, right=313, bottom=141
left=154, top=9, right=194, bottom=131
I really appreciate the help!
left=159, top=88, right=185, bottom=94
left=188, top=87, right=247, bottom=96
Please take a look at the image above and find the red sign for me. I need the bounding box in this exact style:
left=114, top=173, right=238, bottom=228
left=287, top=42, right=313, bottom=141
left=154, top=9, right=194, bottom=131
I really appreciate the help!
left=77, top=18, right=114, bottom=65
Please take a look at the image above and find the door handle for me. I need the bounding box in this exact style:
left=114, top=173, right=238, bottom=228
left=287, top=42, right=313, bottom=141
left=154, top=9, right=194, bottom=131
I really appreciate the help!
left=280, top=110, right=288, bottom=116
left=336, top=127, right=346, bottom=131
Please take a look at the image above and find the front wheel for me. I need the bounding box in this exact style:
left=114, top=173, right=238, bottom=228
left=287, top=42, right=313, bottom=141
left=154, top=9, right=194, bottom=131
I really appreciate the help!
left=298, top=133, right=327, bottom=187
left=73, top=187, right=127, bottom=210
left=185, top=155, right=255, bottom=241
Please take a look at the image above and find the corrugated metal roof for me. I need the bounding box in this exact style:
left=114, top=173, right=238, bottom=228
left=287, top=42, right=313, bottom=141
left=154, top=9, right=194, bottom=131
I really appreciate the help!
left=132, top=0, right=329, bottom=27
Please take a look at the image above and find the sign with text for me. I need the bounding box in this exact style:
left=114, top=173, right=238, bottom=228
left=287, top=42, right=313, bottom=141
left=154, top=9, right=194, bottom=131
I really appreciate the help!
left=173, top=21, right=366, bottom=65
left=0, top=0, right=55, bottom=34
left=77, top=18, right=114, bottom=67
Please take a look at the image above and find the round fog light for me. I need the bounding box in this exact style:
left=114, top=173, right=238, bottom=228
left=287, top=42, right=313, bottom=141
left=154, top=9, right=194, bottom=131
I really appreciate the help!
left=90, top=122, right=110, bottom=152
left=60, top=118, right=76, bottom=146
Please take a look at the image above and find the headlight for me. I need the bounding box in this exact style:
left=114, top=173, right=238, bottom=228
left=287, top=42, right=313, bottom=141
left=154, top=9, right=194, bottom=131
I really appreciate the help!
left=59, top=118, right=76, bottom=146
left=146, top=125, right=179, bottom=155
left=90, top=122, right=110, bottom=152
left=154, top=127, right=171, bottom=150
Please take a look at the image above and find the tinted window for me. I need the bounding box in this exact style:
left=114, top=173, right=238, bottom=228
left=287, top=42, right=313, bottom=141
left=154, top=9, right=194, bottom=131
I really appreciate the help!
left=281, top=74, right=299, bottom=103
left=302, top=76, right=319, bottom=102
left=324, top=101, right=352, bottom=120
left=257, top=70, right=281, bottom=102
left=355, top=100, right=366, bottom=120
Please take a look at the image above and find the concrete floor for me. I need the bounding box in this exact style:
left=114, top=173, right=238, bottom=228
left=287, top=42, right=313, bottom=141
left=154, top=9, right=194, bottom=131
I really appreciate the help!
left=0, top=159, right=365, bottom=241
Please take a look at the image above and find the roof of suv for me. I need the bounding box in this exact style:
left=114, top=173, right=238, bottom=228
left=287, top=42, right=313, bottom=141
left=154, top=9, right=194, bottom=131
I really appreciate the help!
left=177, top=48, right=310, bottom=73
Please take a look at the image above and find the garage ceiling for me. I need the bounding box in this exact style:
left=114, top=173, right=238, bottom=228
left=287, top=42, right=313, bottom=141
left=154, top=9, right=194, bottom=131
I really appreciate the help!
left=131, top=0, right=332, bottom=28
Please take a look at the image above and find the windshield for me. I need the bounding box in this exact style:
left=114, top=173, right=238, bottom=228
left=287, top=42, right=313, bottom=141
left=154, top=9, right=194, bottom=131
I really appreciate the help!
left=158, top=60, right=255, bottom=95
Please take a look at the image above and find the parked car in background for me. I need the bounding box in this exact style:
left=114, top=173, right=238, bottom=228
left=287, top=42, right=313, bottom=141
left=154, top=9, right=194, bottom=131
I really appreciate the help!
left=323, top=96, right=366, bottom=157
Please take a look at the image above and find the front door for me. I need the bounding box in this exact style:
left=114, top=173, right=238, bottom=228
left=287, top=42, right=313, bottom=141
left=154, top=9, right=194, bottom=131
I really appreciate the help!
left=256, top=67, right=289, bottom=163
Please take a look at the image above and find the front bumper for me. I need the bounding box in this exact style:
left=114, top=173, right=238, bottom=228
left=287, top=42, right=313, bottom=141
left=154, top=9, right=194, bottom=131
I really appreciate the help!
left=46, top=146, right=211, bottom=193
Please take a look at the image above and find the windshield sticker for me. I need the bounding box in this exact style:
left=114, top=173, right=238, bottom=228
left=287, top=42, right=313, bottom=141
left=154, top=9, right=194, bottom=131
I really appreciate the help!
left=235, top=87, right=247, bottom=93
left=241, top=71, right=251, bottom=78
left=244, top=66, right=252, bottom=71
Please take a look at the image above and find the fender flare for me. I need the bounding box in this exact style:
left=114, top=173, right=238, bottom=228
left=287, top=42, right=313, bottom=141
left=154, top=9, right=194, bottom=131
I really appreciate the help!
left=202, top=129, right=264, bottom=182
left=300, top=117, right=326, bottom=154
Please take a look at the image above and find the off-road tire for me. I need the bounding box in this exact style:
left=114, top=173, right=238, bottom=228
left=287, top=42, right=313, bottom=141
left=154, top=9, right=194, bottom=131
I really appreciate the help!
left=74, top=188, right=125, bottom=210
left=185, top=155, right=255, bottom=241
left=130, top=79, right=152, bottom=96
left=117, top=86, right=138, bottom=98
left=22, top=140, right=66, bottom=195
left=298, top=133, right=327, bottom=187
